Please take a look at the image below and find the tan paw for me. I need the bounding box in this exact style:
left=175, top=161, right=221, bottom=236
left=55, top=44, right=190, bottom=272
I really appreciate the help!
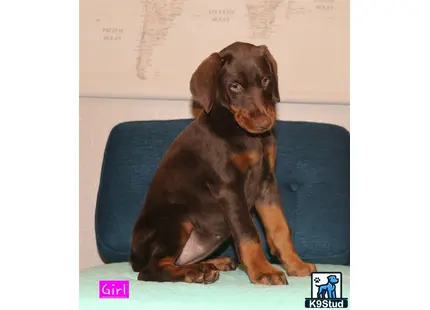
left=286, top=261, right=317, bottom=277
left=248, top=264, right=288, bottom=285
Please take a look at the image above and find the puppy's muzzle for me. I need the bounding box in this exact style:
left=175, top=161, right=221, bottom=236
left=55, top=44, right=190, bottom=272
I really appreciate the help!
left=253, top=114, right=272, bottom=131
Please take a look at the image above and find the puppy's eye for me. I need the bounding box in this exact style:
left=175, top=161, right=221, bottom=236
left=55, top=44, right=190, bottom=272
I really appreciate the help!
left=261, top=77, right=270, bottom=87
left=229, top=82, right=243, bottom=93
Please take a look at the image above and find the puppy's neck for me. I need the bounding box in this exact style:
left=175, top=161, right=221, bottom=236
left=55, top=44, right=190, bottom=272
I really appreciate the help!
left=205, top=103, right=239, bottom=137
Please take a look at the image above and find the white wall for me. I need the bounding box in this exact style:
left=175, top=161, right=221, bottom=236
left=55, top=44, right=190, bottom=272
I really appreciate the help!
left=79, top=97, right=349, bottom=270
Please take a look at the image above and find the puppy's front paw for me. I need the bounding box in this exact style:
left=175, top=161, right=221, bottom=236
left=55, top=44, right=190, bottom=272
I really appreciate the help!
left=248, top=264, right=288, bottom=285
left=286, top=261, right=317, bottom=277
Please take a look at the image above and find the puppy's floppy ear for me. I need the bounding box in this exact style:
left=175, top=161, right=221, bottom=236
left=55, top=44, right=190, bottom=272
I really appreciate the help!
left=259, top=45, right=280, bottom=102
left=190, top=53, right=222, bottom=114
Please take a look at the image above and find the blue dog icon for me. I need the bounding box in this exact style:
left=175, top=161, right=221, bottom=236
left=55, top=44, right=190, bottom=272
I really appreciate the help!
left=316, top=275, right=339, bottom=299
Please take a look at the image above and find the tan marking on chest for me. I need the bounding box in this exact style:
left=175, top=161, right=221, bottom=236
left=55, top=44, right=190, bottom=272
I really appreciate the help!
left=231, top=151, right=261, bottom=173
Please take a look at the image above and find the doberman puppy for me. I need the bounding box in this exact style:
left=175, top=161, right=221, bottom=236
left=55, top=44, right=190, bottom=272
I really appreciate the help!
left=130, top=41, right=317, bottom=285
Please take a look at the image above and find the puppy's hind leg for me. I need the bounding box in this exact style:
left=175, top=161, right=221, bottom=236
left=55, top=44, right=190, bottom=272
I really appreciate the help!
left=133, top=221, right=221, bottom=284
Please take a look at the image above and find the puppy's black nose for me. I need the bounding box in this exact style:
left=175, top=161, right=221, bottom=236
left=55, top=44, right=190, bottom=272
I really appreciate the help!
left=253, top=115, right=271, bottom=130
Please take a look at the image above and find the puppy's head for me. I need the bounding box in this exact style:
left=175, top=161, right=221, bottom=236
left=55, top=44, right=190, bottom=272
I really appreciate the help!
left=190, top=42, right=280, bottom=134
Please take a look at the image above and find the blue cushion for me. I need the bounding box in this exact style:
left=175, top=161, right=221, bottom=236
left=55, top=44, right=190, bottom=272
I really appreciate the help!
left=95, top=119, right=350, bottom=266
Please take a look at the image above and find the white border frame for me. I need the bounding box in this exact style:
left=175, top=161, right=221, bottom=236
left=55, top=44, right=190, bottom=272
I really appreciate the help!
left=1, top=0, right=429, bottom=308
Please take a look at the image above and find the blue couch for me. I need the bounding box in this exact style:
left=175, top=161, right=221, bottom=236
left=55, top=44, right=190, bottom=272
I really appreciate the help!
left=79, top=119, right=350, bottom=309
